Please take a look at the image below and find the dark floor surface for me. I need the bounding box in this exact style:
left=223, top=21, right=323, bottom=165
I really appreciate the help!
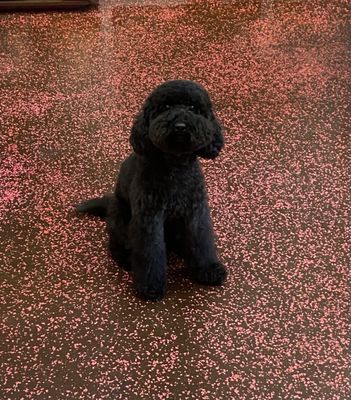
left=1, top=0, right=350, bottom=399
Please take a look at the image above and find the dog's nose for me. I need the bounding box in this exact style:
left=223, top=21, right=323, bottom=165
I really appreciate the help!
left=174, top=122, right=187, bottom=131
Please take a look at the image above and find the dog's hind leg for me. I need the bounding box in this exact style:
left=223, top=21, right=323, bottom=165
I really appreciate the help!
left=106, top=195, right=131, bottom=271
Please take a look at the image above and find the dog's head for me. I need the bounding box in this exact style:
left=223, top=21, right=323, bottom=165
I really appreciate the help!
left=130, top=80, right=224, bottom=160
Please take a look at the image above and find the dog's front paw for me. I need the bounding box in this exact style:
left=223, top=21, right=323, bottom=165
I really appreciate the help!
left=136, top=282, right=166, bottom=301
left=109, top=246, right=131, bottom=271
left=191, top=263, right=228, bottom=286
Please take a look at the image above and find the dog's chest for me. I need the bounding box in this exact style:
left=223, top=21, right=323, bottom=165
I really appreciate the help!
left=164, top=169, right=205, bottom=217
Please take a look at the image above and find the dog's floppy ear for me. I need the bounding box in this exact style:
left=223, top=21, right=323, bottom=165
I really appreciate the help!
left=129, top=105, right=157, bottom=156
left=197, top=111, right=224, bottom=159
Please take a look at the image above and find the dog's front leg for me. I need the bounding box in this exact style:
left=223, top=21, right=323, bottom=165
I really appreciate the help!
left=129, top=213, right=167, bottom=301
left=185, top=205, right=228, bottom=286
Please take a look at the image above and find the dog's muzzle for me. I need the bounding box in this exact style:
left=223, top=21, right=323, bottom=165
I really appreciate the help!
left=171, top=122, right=191, bottom=144
left=149, top=110, right=212, bottom=155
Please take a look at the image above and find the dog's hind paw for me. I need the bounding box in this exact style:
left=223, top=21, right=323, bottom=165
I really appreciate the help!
left=191, top=262, right=228, bottom=286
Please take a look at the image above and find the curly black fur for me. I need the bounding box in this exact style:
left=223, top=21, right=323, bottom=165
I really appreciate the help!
left=77, top=80, right=227, bottom=300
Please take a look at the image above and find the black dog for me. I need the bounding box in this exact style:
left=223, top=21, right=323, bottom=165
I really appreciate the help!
left=77, top=80, right=227, bottom=300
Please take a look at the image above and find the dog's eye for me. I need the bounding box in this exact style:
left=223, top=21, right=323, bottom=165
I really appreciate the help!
left=189, top=105, right=195, bottom=111
left=165, top=105, right=171, bottom=110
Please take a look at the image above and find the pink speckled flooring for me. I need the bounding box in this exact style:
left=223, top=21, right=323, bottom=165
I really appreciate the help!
left=1, top=0, right=350, bottom=399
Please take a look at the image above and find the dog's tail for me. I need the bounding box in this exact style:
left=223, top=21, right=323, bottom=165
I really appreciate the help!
left=75, top=194, right=111, bottom=219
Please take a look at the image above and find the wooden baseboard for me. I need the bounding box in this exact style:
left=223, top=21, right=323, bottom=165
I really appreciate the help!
left=0, top=0, right=98, bottom=11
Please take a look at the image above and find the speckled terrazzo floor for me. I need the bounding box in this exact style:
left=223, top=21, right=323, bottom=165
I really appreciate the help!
left=1, top=0, right=350, bottom=399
